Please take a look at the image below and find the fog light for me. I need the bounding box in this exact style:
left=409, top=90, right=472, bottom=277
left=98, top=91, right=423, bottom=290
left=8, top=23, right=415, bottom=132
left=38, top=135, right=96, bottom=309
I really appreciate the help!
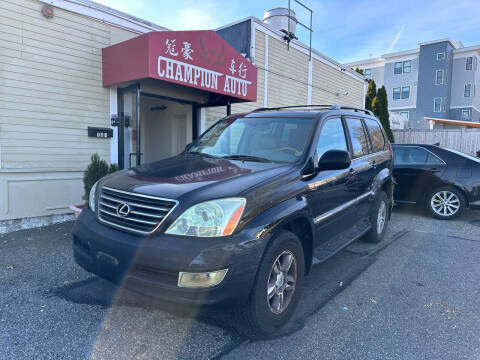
left=178, top=269, right=228, bottom=288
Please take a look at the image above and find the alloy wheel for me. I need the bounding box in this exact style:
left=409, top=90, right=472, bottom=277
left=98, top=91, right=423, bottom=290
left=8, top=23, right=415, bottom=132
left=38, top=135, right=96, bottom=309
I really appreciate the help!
left=431, top=191, right=460, bottom=217
left=377, top=200, right=387, bottom=235
left=267, top=250, right=297, bottom=314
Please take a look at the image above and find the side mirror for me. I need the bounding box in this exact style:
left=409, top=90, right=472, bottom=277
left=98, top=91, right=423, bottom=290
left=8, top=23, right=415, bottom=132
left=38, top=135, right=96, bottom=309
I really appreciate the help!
left=318, top=150, right=351, bottom=171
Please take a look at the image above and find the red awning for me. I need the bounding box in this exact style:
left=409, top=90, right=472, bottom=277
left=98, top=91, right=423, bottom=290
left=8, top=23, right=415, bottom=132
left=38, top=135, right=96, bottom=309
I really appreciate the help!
left=102, top=30, right=257, bottom=103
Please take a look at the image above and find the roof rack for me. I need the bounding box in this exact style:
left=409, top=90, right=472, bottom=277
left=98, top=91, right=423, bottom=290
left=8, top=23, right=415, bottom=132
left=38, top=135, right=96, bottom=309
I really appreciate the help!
left=253, top=105, right=332, bottom=112
left=329, top=105, right=374, bottom=116
left=253, top=104, right=374, bottom=116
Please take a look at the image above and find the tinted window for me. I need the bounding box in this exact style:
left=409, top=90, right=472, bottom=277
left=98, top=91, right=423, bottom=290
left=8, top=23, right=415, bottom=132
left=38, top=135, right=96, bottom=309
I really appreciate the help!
left=345, top=118, right=370, bottom=158
left=393, top=147, right=443, bottom=165
left=316, top=118, right=348, bottom=159
left=364, top=119, right=385, bottom=152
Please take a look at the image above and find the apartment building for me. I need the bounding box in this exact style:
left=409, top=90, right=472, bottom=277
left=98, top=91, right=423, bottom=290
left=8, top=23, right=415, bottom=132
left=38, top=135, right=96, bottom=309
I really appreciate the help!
left=0, top=0, right=364, bottom=231
left=346, top=39, right=480, bottom=129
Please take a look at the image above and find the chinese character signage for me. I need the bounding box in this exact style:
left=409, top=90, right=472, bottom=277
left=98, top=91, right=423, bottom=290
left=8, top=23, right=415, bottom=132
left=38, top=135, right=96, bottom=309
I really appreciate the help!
left=102, top=30, right=257, bottom=103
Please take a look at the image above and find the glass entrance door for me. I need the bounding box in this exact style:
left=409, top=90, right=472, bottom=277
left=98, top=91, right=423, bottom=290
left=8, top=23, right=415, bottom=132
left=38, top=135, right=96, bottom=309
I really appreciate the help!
left=118, top=84, right=141, bottom=169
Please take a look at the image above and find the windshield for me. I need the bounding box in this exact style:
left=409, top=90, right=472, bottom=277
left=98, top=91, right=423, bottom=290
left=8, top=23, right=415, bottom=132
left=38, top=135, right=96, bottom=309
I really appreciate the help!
left=186, top=117, right=315, bottom=163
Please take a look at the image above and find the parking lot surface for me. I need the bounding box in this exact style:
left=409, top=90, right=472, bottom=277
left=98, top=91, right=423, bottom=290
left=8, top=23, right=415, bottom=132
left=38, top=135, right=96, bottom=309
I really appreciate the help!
left=1, top=206, right=480, bottom=359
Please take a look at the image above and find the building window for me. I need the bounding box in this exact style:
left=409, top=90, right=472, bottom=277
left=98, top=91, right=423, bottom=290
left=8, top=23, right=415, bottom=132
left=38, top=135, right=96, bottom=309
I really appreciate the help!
left=394, top=62, right=402, bottom=74
left=435, top=70, right=444, bottom=85
left=437, top=52, right=445, bottom=60
left=464, top=83, right=472, bottom=97
left=364, top=68, right=372, bottom=80
left=399, top=111, right=409, bottom=119
left=401, top=86, right=410, bottom=99
left=393, top=87, right=401, bottom=100
left=466, top=57, right=473, bottom=70
left=461, top=109, right=471, bottom=120
left=394, top=61, right=412, bottom=74
left=434, top=98, right=442, bottom=112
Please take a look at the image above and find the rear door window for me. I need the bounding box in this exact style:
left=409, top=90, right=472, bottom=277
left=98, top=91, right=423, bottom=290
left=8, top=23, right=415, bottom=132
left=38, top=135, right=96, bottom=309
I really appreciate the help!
left=345, top=117, right=370, bottom=158
left=364, top=118, right=385, bottom=152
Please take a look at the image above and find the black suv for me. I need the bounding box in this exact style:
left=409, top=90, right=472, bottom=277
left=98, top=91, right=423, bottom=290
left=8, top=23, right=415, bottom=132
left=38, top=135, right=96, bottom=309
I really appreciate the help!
left=73, top=105, right=394, bottom=338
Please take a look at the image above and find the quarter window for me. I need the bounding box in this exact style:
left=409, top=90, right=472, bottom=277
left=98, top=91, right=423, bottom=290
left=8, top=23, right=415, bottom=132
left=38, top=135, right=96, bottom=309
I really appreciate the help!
left=364, top=119, right=385, bottom=152
left=435, top=70, right=444, bottom=85
left=466, top=57, right=473, bottom=70
left=316, top=118, right=348, bottom=160
left=434, top=97, right=442, bottom=112
left=401, top=86, right=410, bottom=99
left=345, top=117, right=370, bottom=158
left=393, top=87, right=401, bottom=100
left=464, top=84, right=472, bottom=97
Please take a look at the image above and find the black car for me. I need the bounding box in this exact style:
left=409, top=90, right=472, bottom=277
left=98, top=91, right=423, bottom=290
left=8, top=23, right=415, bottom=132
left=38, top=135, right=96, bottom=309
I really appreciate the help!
left=73, top=105, right=394, bottom=338
left=393, top=144, right=480, bottom=219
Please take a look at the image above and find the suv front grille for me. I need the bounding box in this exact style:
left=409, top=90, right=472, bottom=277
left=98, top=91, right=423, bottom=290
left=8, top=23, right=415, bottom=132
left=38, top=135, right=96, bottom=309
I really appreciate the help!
left=97, top=186, right=178, bottom=235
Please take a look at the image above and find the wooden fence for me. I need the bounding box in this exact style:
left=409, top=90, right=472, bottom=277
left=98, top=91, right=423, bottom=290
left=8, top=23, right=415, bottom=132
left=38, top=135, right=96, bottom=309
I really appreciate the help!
left=392, top=129, right=480, bottom=156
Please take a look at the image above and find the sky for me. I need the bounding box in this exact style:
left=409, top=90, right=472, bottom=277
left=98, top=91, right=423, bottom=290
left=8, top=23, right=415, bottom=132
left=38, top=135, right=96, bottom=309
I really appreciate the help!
left=94, top=0, right=480, bottom=63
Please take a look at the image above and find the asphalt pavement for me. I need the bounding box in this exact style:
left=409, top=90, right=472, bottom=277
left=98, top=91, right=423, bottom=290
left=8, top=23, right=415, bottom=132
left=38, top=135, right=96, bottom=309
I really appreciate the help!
left=1, top=206, right=479, bottom=359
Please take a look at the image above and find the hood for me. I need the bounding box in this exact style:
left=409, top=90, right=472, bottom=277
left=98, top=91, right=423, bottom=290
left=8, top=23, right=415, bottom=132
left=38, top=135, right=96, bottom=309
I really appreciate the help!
left=101, top=154, right=293, bottom=200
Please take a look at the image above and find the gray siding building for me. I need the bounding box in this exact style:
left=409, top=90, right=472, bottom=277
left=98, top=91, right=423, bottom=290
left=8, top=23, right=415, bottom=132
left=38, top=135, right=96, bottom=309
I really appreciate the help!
left=346, top=39, right=480, bottom=129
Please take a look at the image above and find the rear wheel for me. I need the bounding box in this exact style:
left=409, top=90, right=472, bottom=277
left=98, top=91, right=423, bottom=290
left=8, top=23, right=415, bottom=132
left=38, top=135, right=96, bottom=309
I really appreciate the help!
left=363, top=191, right=389, bottom=243
left=234, top=230, right=304, bottom=339
left=427, top=187, right=466, bottom=220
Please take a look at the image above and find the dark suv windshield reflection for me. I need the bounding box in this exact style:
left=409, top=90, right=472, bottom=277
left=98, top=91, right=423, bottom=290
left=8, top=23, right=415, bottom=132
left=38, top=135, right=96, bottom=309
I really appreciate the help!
left=186, top=117, right=314, bottom=163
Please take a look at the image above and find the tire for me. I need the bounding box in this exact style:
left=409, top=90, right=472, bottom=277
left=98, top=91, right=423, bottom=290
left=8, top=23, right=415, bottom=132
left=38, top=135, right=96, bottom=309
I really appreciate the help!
left=426, top=186, right=466, bottom=220
left=363, top=191, right=389, bottom=243
left=234, top=230, right=305, bottom=339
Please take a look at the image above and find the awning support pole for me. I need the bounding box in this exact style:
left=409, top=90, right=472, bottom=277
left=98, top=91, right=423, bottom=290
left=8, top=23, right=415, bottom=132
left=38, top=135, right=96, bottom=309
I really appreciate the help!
left=192, top=105, right=199, bottom=140
left=135, top=84, right=141, bottom=166
left=226, top=101, right=231, bottom=116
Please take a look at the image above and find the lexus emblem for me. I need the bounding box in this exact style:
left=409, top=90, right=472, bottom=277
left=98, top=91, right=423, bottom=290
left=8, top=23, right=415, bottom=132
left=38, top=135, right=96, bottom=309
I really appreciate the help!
left=116, top=203, right=131, bottom=217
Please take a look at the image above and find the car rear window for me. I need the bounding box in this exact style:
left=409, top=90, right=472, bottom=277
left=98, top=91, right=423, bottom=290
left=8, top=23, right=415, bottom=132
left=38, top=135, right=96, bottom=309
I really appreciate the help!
left=345, top=117, right=370, bottom=158
left=393, top=146, right=444, bottom=165
left=364, top=118, right=385, bottom=152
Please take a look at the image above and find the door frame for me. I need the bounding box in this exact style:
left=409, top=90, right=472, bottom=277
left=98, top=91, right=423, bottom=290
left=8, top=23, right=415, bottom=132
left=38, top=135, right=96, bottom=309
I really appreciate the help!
left=117, top=85, right=203, bottom=170
left=117, top=83, right=141, bottom=169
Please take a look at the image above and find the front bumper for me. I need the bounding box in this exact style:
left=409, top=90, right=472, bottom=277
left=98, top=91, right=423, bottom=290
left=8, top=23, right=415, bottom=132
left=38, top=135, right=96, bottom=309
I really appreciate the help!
left=72, top=209, right=267, bottom=305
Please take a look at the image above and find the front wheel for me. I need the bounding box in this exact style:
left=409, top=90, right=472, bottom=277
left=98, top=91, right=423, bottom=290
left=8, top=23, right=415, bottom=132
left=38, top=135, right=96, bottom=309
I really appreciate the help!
left=363, top=191, right=389, bottom=243
left=427, top=187, right=466, bottom=220
left=234, top=231, right=305, bottom=339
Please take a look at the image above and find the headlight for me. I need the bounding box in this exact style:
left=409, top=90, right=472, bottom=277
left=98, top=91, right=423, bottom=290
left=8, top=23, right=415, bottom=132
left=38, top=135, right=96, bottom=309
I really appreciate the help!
left=89, top=181, right=98, bottom=212
left=165, top=198, right=246, bottom=237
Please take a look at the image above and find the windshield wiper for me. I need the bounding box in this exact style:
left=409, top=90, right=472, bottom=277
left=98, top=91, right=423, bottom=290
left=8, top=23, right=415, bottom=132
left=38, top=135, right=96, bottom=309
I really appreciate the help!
left=185, top=151, right=218, bottom=158
left=222, top=154, right=273, bottom=163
